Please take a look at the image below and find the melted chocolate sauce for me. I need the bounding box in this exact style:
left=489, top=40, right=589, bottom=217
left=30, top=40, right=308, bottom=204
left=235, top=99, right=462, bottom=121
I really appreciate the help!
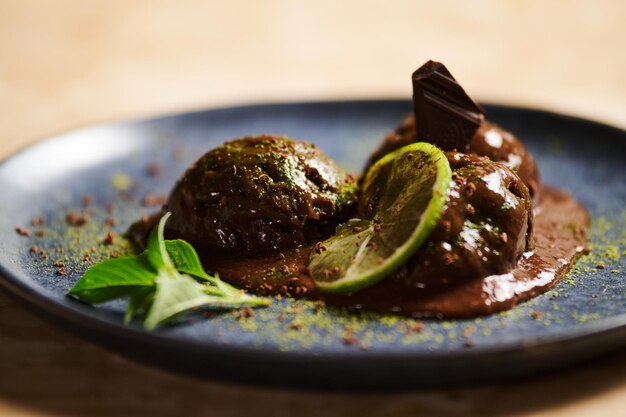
left=200, top=186, right=589, bottom=318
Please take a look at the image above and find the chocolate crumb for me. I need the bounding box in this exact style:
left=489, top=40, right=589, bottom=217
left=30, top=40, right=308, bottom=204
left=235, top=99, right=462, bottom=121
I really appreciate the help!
left=29, top=245, right=39, bottom=253
left=531, top=310, right=542, bottom=320
left=596, top=263, right=605, bottom=270
left=313, top=301, right=326, bottom=312
left=342, top=328, right=360, bottom=346
left=35, top=230, right=45, bottom=237
left=31, top=216, right=44, bottom=226
left=314, top=242, right=327, bottom=254
left=103, top=231, right=117, bottom=245
left=352, top=226, right=363, bottom=233
left=146, top=162, right=162, bottom=177
left=55, top=268, right=67, bottom=276
left=66, top=212, right=87, bottom=226
left=288, top=321, right=302, bottom=331
left=53, top=261, right=64, bottom=267
left=409, top=321, right=425, bottom=333
left=104, top=217, right=117, bottom=226
left=82, top=195, right=94, bottom=207
left=235, top=307, right=255, bottom=319
left=15, top=227, right=31, bottom=237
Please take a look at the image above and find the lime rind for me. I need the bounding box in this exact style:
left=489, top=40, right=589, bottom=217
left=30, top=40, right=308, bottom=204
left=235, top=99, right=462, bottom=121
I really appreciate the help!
left=308, top=142, right=452, bottom=294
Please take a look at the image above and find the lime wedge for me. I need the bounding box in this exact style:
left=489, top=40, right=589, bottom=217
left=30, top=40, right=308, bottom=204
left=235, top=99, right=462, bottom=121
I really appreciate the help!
left=308, top=142, right=452, bottom=294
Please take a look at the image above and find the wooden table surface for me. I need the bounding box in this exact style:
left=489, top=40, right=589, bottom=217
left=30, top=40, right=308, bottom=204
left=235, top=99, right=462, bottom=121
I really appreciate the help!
left=1, top=1, right=624, bottom=416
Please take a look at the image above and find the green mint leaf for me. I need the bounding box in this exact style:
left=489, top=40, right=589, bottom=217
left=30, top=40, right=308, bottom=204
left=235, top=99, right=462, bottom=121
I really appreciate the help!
left=164, top=239, right=210, bottom=280
left=146, top=212, right=175, bottom=272
left=69, top=254, right=156, bottom=303
left=143, top=270, right=223, bottom=330
left=124, top=286, right=156, bottom=324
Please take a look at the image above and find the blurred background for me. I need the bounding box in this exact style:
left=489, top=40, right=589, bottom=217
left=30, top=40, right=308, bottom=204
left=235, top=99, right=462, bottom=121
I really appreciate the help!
left=1, top=0, right=625, bottom=156
left=1, top=1, right=625, bottom=416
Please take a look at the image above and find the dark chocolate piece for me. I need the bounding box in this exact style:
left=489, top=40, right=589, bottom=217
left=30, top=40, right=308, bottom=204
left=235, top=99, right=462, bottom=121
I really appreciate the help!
left=412, top=60, right=485, bottom=151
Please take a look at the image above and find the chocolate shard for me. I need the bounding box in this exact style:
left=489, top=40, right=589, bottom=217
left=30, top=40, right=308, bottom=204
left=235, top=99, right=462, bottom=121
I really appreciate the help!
left=412, top=60, right=485, bottom=151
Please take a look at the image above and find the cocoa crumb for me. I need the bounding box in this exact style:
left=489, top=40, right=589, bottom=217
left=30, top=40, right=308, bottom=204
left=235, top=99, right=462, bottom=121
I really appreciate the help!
left=29, top=245, right=39, bottom=253
left=82, top=195, right=94, bottom=207
left=66, top=212, right=87, bottom=226
left=53, top=261, right=64, bottom=267
left=352, top=226, right=363, bottom=233
left=293, top=286, right=308, bottom=295
left=104, top=217, right=117, bottom=226
left=313, top=301, right=326, bottom=312
left=531, top=310, right=542, bottom=320
left=596, top=263, right=605, bottom=270
left=235, top=307, right=255, bottom=319
left=462, top=325, right=474, bottom=338
left=83, top=254, right=92, bottom=262
left=409, top=321, right=425, bottom=333
left=342, top=328, right=360, bottom=346
left=103, top=231, right=117, bottom=245
left=288, top=321, right=302, bottom=331
left=314, top=242, right=327, bottom=254
left=146, top=161, right=161, bottom=177
left=55, top=268, right=67, bottom=276
left=31, top=216, right=44, bottom=226
left=35, top=230, right=45, bottom=237
left=15, top=227, right=31, bottom=237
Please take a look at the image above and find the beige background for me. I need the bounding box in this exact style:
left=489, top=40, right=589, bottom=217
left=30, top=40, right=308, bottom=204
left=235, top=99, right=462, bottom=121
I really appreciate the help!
left=0, top=1, right=625, bottom=416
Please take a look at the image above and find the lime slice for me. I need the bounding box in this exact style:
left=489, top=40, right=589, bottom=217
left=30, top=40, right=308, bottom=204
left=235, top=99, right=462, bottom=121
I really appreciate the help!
left=308, top=142, right=452, bottom=294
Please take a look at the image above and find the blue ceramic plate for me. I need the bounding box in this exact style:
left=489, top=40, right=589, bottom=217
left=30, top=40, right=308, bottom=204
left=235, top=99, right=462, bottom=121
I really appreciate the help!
left=0, top=100, right=624, bottom=389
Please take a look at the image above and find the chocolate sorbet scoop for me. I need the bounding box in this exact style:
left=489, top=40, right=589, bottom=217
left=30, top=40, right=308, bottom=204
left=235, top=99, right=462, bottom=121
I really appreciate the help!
left=163, top=135, right=358, bottom=256
left=402, top=152, right=533, bottom=285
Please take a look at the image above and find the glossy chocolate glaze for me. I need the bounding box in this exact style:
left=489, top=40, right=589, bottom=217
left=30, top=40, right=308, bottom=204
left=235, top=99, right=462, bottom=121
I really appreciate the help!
left=201, top=186, right=589, bottom=318
left=366, top=115, right=541, bottom=199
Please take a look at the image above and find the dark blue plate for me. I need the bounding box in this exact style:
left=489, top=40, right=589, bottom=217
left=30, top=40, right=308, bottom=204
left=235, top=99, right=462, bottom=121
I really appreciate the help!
left=0, top=100, right=624, bottom=390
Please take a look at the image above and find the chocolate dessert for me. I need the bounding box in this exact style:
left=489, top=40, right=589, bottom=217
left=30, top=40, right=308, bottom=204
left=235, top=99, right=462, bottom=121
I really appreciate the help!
left=130, top=61, right=589, bottom=318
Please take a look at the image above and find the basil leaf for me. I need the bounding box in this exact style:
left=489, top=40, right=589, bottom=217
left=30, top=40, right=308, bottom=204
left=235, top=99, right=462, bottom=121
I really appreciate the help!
left=143, top=270, right=222, bottom=330
left=146, top=212, right=175, bottom=272
left=124, top=286, right=156, bottom=324
left=164, top=239, right=210, bottom=280
left=69, top=254, right=156, bottom=303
